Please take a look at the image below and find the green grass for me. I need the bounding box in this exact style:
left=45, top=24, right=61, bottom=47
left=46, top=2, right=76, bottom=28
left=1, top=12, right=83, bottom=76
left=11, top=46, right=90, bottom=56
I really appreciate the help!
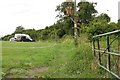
left=2, top=36, right=108, bottom=78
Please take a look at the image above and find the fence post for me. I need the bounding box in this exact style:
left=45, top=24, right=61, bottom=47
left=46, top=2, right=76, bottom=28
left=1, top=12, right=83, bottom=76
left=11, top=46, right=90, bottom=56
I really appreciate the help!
left=93, top=39, right=96, bottom=57
left=107, top=35, right=111, bottom=70
left=118, top=33, right=120, bottom=77
left=97, top=38, right=101, bottom=64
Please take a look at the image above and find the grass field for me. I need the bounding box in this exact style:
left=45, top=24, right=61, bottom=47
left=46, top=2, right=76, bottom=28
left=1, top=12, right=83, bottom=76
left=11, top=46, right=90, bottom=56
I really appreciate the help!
left=2, top=36, right=109, bottom=78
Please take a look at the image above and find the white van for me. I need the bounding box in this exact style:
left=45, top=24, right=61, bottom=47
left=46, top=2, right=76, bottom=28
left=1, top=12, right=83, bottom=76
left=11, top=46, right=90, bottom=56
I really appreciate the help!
left=10, top=34, right=33, bottom=42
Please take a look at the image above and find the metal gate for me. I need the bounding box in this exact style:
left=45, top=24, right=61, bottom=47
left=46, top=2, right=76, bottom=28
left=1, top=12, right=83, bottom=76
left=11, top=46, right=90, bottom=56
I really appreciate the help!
left=92, top=30, right=120, bottom=79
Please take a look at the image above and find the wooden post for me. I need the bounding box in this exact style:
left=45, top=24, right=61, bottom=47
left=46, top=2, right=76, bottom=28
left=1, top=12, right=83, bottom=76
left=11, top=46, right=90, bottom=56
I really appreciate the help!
left=97, top=38, right=101, bottom=64
left=74, top=0, right=78, bottom=47
left=93, top=39, right=96, bottom=57
left=118, top=33, right=120, bottom=77
left=107, top=35, right=111, bottom=70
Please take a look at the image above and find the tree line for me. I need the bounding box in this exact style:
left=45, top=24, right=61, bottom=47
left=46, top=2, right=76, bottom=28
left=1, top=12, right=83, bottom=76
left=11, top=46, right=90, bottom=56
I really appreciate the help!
left=1, top=1, right=120, bottom=41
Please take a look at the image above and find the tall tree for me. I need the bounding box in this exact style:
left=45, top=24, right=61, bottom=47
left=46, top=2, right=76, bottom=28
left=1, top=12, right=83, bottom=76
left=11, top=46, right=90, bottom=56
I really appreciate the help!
left=55, top=2, right=74, bottom=19
left=15, top=26, right=25, bottom=33
left=77, top=1, right=97, bottom=24
left=55, top=2, right=74, bottom=35
left=55, top=1, right=98, bottom=35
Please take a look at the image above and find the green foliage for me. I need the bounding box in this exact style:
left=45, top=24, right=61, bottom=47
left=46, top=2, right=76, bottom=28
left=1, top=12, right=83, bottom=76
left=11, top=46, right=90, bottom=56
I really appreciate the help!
left=77, top=2, right=97, bottom=24
left=97, top=13, right=111, bottom=23
left=1, top=35, right=12, bottom=41
left=86, top=13, right=118, bottom=41
left=14, top=26, right=25, bottom=34
left=57, top=29, right=66, bottom=38
left=55, top=2, right=74, bottom=18
left=66, top=45, right=101, bottom=78
left=41, top=29, right=50, bottom=40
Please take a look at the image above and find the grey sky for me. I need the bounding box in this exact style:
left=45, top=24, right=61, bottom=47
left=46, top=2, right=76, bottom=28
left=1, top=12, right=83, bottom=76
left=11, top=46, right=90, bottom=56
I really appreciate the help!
left=0, top=0, right=119, bottom=36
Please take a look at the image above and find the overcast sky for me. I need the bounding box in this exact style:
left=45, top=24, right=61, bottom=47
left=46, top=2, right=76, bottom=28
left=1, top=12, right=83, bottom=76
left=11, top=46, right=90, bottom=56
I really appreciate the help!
left=0, top=0, right=119, bottom=36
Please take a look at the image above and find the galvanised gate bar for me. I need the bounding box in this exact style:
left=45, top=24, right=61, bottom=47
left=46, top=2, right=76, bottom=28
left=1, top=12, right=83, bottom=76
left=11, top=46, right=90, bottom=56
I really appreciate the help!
left=92, top=30, right=120, bottom=79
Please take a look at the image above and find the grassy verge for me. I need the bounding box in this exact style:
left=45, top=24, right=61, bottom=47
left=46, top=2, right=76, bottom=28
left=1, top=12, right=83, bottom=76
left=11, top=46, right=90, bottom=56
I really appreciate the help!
left=2, top=36, right=107, bottom=78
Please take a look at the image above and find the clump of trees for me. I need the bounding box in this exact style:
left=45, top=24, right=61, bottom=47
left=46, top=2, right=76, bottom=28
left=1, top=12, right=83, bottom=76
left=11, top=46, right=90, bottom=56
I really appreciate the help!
left=87, top=13, right=118, bottom=41
left=2, top=1, right=119, bottom=41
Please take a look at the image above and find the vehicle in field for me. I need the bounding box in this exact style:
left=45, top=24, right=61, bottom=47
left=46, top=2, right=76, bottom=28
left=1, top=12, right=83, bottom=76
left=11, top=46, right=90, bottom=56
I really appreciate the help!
left=9, top=34, right=34, bottom=42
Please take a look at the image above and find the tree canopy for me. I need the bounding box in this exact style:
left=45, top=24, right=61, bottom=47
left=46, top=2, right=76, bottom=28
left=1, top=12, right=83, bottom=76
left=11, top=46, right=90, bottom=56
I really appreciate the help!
left=15, top=26, right=25, bottom=33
